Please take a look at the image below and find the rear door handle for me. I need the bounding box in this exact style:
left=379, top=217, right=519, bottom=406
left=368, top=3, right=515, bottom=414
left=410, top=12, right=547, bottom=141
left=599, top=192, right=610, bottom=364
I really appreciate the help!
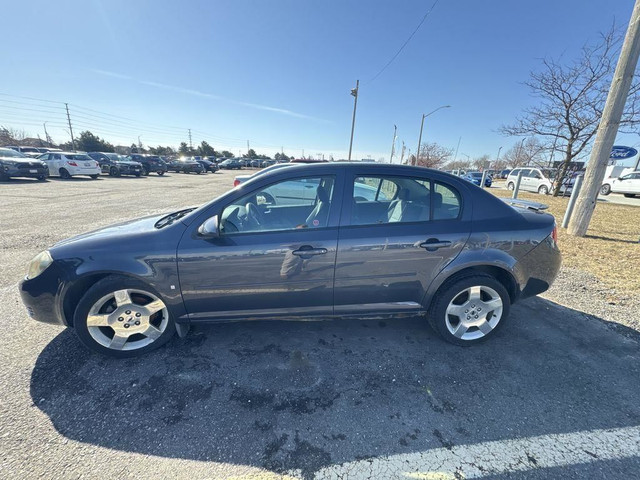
left=419, top=239, right=452, bottom=251
left=292, top=246, right=328, bottom=257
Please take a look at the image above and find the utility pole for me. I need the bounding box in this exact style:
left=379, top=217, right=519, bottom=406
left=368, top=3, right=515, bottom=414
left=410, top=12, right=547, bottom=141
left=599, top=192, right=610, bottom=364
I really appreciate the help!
left=188, top=129, right=193, bottom=150
left=495, top=146, right=503, bottom=168
left=247, top=140, right=250, bottom=157
left=347, top=80, right=359, bottom=161
left=400, top=141, right=406, bottom=165
left=453, top=136, right=461, bottom=163
left=65, top=103, right=75, bottom=151
left=390, top=124, right=397, bottom=163
left=569, top=0, right=640, bottom=236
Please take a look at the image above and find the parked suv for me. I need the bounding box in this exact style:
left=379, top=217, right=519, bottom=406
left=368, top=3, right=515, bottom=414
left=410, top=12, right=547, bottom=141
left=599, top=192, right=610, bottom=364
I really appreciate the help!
left=600, top=171, right=640, bottom=197
left=168, top=157, right=205, bottom=174
left=219, top=159, right=243, bottom=170
left=506, top=167, right=555, bottom=195
left=87, top=152, right=143, bottom=177
left=128, top=154, right=167, bottom=176
left=0, top=147, right=49, bottom=181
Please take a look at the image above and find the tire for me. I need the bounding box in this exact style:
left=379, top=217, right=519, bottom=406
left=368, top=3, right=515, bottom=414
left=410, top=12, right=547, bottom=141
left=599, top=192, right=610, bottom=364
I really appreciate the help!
left=0, top=172, right=9, bottom=182
left=73, top=275, right=176, bottom=358
left=90, top=175, right=99, bottom=180
left=157, top=171, right=165, bottom=176
left=109, top=167, right=120, bottom=177
left=59, top=168, right=72, bottom=179
left=538, top=185, right=549, bottom=195
left=142, top=166, right=150, bottom=176
left=507, top=182, right=515, bottom=191
left=600, top=184, right=611, bottom=195
left=37, top=175, right=46, bottom=181
left=135, top=172, right=142, bottom=177
left=427, top=274, right=511, bottom=346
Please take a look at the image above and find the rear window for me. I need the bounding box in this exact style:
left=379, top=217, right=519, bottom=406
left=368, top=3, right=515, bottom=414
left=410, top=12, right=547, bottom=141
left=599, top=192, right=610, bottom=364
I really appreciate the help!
left=64, top=154, right=92, bottom=161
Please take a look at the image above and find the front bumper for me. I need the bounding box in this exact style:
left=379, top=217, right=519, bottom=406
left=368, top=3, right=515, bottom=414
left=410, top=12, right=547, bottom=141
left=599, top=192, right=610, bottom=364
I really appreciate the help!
left=119, top=164, right=143, bottom=175
left=4, top=164, right=49, bottom=178
left=19, top=262, right=68, bottom=326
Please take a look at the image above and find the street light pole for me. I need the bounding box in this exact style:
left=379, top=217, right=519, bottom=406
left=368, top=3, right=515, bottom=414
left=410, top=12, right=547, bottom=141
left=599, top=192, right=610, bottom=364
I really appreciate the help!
left=347, top=80, right=359, bottom=161
left=415, top=105, right=451, bottom=166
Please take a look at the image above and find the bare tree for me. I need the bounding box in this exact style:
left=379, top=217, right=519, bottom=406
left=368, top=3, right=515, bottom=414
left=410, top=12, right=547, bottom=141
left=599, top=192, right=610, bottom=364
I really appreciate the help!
left=415, top=141, right=454, bottom=169
left=501, top=138, right=548, bottom=168
left=500, top=26, right=640, bottom=195
left=472, top=154, right=491, bottom=170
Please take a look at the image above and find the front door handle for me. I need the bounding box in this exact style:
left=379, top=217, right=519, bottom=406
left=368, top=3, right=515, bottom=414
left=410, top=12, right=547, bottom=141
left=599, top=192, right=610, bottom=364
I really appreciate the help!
left=292, top=246, right=328, bottom=257
left=419, top=239, right=452, bottom=251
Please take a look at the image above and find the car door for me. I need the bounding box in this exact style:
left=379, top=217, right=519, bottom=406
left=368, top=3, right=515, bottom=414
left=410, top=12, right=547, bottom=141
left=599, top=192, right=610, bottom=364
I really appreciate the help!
left=47, top=153, right=61, bottom=175
left=333, top=171, right=471, bottom=315
left=519, top=169, right=534, bottom=191
left=177, top=172, right=343, bottom=321
left=630, top=173, right=640, bottom=193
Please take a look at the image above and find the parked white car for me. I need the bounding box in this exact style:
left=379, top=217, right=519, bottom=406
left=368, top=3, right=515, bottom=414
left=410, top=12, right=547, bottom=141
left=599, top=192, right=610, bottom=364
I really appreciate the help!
left=600, top=171, right=640, bottom=197
left=37, top=152, right=101, bottom=179
left=506, top=167, right=555, bottom=195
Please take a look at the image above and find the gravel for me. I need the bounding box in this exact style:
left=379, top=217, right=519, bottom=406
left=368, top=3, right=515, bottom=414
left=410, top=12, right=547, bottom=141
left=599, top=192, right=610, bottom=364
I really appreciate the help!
left=542, top=266, right=640, bottom=336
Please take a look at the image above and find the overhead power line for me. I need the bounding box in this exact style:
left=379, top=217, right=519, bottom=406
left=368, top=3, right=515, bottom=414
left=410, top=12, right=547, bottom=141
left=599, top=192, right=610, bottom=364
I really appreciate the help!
left=365, top=0, right=440, bottom=85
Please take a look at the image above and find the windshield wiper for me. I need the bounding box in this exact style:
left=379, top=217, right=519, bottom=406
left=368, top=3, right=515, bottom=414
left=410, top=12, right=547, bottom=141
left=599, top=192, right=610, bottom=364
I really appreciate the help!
left=154, top=208, right=197, bottom=228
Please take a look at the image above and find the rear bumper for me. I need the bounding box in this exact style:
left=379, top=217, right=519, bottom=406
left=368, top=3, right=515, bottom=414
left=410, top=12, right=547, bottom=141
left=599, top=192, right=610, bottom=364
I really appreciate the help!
left=516, top=235, right=562, bottom=300
left=68, top=166, right=101, bottom=176
left=19, top=262, right=68, bottom=326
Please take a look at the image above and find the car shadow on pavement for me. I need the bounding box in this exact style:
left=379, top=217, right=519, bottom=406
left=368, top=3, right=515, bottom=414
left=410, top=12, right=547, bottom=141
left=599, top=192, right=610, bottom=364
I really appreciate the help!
left=30, top=297, right=640, bottom=479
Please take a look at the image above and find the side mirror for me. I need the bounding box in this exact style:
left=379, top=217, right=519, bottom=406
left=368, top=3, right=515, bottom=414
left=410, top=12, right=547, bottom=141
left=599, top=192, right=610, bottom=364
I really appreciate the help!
left=618, top=176, right=625, bottom=181
left=198, top=215, right=220, bottom=238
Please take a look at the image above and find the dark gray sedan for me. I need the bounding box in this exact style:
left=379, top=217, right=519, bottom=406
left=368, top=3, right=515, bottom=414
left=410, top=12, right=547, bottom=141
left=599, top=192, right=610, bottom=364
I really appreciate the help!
left=19, top=163, right=561, bottom=357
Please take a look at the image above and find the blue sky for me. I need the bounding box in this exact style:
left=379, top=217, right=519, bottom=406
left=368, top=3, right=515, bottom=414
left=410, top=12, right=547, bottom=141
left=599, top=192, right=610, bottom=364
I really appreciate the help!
left=1, top=0, right=638, bottom=163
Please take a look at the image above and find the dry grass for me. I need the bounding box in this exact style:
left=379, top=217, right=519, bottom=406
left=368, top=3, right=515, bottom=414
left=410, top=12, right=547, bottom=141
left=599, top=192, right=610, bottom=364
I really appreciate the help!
left=490, top=184, right=640, bottom=294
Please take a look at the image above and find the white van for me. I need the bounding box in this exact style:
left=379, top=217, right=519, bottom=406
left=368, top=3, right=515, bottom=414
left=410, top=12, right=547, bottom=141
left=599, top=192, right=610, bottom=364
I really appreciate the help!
left=506, top=167, right=555, bottom=195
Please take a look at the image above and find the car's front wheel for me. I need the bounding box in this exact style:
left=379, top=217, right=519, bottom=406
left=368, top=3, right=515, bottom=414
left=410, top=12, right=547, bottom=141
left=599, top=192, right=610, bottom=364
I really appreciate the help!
left=507, top=182, right=515, bottom=191
left=73, top=276, right=176, bottom=357
left=538, top=185, right=549, bottom=195
left=157, top=170, right=165, bottom=176
left=600, top=184, right=611, bottom=195
left=428, top=274, right=510, bottom=346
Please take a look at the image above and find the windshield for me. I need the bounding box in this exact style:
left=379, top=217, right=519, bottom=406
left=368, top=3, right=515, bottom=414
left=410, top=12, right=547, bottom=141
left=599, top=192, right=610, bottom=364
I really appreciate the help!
left=0, top=148, right=27, bottom=158
left=469, top=172, right=482, bottom=178
left=105, top=153, right=121, bottom=161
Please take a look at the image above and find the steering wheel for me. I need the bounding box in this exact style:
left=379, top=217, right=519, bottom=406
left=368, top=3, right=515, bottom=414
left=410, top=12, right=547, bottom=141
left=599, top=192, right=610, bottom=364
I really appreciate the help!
left=245, top=202, right=265, bottom=228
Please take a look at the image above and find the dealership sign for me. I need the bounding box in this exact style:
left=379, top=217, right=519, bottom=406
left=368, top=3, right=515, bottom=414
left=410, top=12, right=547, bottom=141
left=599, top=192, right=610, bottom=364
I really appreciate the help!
left=609, top=145, right=638, bottom=160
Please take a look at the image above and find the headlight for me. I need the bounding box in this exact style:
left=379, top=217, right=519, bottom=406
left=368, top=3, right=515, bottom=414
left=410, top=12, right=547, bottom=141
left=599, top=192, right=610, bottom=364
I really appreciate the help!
left=26, top=250, right=53, bottom=280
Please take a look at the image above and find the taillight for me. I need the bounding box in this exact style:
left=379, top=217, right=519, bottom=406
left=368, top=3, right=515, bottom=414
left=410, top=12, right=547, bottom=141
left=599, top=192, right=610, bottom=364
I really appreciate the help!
left=67, top=161, right=78, bottom=166
left=551, top=224, right=558, bottom=243
left=233, top=179, right=240, bottom=187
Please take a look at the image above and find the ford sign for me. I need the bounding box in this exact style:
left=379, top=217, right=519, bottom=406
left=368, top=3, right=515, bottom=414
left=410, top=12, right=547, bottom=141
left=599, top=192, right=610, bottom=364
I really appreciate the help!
left=610, top=145, right=638, bottom=160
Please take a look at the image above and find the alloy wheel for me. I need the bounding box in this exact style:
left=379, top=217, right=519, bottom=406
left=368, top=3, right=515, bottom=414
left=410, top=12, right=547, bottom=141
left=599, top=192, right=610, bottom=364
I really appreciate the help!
left=86, top=288, right=169, bottom=351
left=444, top=285, right=503, bottom=341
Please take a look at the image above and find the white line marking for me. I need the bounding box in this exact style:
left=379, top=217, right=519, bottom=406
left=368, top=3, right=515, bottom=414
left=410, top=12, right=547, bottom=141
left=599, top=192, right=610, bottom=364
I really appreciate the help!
left=313, top=425, right=640, bottom=479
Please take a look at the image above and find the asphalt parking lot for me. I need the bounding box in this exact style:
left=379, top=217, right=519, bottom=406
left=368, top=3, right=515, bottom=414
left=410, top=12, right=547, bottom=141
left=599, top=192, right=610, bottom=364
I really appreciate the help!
left=1, top=171, right=639, bottom=479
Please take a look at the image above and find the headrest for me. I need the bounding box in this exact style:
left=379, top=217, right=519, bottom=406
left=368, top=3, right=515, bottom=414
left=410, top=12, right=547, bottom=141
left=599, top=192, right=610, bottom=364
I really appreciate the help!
left=397, top=189, right=410, bottom=201
left=433, top=191, right=443, bottom=208
left=317, top=186, right=330, bottom=203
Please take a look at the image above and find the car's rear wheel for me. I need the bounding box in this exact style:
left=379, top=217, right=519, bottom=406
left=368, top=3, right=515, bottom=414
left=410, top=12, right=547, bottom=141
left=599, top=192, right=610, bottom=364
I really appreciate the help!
left=157, top=170, right=165, bottom=176
left=538, top=185, right=549, bottom=195
left=37, top=175, right=46, bottom=181
left=428, top=274, right=510, bottom=346
left=59, top=168, right=72, bottom=179
left=90, top=175, right=99, bottom=180
left=109, top=167, right=120, bottom=177
left=74, top=276, right=176, bottom=357
left=624, top=193, right=636, bottom=198
left=600, top=184, right=611, bottom=195
left=507, top=182, right=515, bottom=191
